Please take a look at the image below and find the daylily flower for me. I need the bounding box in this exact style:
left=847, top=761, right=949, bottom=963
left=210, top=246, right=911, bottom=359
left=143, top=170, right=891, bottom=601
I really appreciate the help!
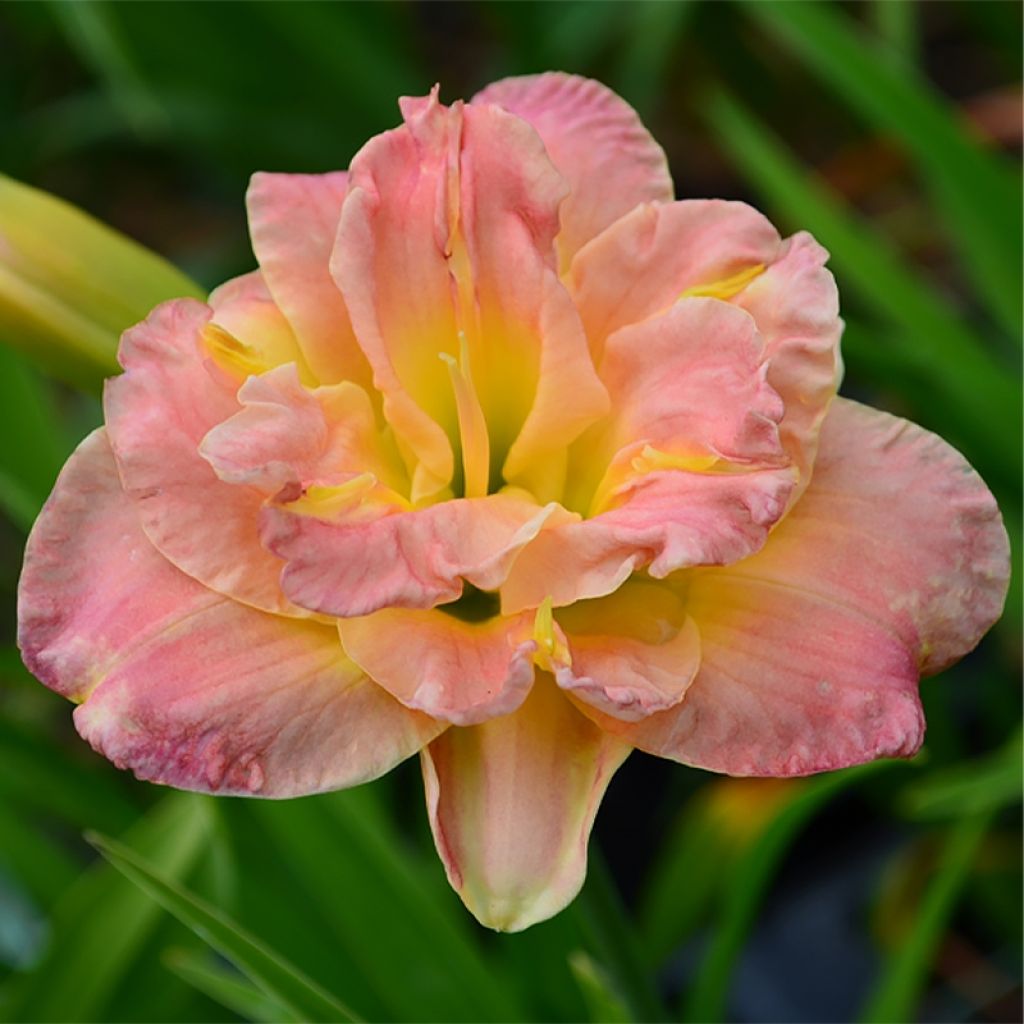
left=18, top=74, right=1009, bottom=931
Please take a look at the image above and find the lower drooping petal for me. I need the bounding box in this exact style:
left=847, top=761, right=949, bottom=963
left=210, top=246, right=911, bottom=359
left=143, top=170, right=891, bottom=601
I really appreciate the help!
left=421, top=675, right=630, bottom=931
left=263, top=493, right=567, bottom=617
left=340, top=608, right=537, bottom=725
left=601, top=398, right=1010, bottom=776
left=104, top=298, right=305, bottom=616
left=18, top=429, right=441, bottom=795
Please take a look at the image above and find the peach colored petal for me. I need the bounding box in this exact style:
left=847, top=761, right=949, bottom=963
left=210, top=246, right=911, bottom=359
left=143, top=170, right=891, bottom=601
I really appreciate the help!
left=421, top=676, right=630, bottom=931
left=104, top=298, right=304, bottom=616
left=554, top=581, right=701, bottom=721
left=198, top=363, right=398, bottom=494
left=18, top=429, right=440, bottom=794
left=340, top=608, right=537, bottom=725
left=334, top=89, right=606, bottom=497
left=592, top=297, right=786, bottom=476
left=262, top=492, right=566, bottom=618
left=246, top=171, right=373, bottom=390
left=732, top=232, right=842, bottom=490
left=473, top=73, right=673, bottom=270
left=569, top=199, right=782, bottom=361
left=206, top=270, right=313, bottom=382
left=601, top=398, right=1009, bottom=775
left=501, top=466, right=795, bottom=613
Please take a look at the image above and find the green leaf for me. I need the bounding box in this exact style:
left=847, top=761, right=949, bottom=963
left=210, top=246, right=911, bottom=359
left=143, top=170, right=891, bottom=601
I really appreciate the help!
left=163, top=947, right=297, bottom=1024
left=745, top=0, right=1022, bottom=338
left=859, top=812, right=994, bottom=1022
left=0, top=172, right=204, bottom=390
left=6, top=794, right=211, bottom=1022
left=89, top=829, right=361, bottom=1024
left=681, top=762, right=892, bottom=1022
left=0, top=797, right=79, bottom=909
left=247, top=787, right=521, bottom=1022
left=702, top=88, right=1020, bottom=490
left=901, top=728, right=1023, bottom=820
left=569, top=950, right=633, bottom=1024
left=574, top=849, right=670, bottom=1023
left=0, top=714, right=140, bottom=836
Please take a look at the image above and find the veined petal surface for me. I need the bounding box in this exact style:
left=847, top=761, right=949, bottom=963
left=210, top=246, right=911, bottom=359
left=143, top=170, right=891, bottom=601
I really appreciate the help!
left=421, top=676, right=630, bottom=931
left=473, top=73, right=674, bottom=270
left=19, top=430, right=441, bottom=795
left=605, top=399, right=1010, bottom=775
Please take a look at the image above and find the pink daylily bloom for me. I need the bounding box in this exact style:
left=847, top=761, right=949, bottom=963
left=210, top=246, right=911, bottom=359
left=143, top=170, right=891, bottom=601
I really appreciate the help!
left=18, top=73, right=1010, bottom=932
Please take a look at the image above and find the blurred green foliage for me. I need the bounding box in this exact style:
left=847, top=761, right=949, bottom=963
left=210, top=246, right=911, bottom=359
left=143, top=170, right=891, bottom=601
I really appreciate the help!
left=0, top=2, right=1019, bottom=1022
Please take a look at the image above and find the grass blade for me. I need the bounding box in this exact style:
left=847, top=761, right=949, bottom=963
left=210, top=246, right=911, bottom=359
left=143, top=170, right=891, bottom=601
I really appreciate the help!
left=745, top=0, right=1022, bottom=337
left=569, top=950, right=633, bottom=1024
left=859, top=812, right=994, bottom=1022
left=681, top=762, right=889, bottom=1022
left=163, top=947, right=297, bottom=1024
left=89, top=830, right=361, bottom=1024
left=7, top=794, right=210, bottom=1021
left=248, top=787, right=521, bottom=1022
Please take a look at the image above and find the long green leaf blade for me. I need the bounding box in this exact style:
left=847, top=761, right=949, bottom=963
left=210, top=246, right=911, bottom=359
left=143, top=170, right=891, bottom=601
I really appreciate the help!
left=745, top=0, right=1022, bottom=337
left=248, top=788, right=521, bottom=1022
left=89, top=830, right=361, bottom=1024
left=682, top=763, right=889, bottom=1022
left=859, top=812, right=994, bottom=1022
left=7, top=794, right=210, bottom=1022
left=163, top=947, right=297, bottom=1024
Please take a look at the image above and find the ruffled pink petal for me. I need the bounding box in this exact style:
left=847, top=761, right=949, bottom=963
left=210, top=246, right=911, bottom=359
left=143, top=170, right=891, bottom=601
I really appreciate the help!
left=472, top=73, right=673, bottom=270
left=246, top=171, right=373, bottom=390
left=594, top=297, right=786, bottom=470
left=569, top=199, right=782, bottom=361
left=604, top=398, right=1009, bottom=776
left=198, top=363, right=394, bottom=493
left=105, top=298, right=306, bottom=616
left=340, top=608, right=536, bottom=725
left=732, top=232, right=841, bottom=489
left=262, top=492, right=566, bottom=618
left=334, top=89, right=606, bottom=496
left=105, top=299, right=307, bottom=615
left=554, top=581, right=701, bottom=722
left=207, top=271, right=312, bottom=380
left=501, top=466, right=795, bottom=612
left=421, top=676, right=630, bottom=931
left=18, top=429, right=440, bottom=794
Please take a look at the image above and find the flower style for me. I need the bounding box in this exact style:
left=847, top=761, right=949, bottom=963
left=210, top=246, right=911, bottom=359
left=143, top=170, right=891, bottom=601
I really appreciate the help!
left=18, top=74, right=1009, bottom=931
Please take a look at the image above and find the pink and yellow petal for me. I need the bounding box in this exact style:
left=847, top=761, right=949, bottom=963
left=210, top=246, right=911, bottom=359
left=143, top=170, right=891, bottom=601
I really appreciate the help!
left=421, top=676, right=630, bottom=931
left=569, top=199, right=782, bottom=361
left=335, top=90, right=606, bottom=497
left=502, top=466, right=795, bottom=613
left=104, top=298, right=305, bottom=616
left=262, top=491, right=564, bottom=618
left=732, top=232, right=842, bottom=489
left=589, top=297, right=786, bottom=483
left=607, top=398, right=1009, bottom=775
left=340, top=607, right=537, bottom=725
left=247, top=171, right=373, bottom=390
left=206, top=270, right=314, bottom=385
left=472, top=73, right=673, bottom=270
left=199, top=363, right=400, bottom=494
left=555, top=581, right=701, bottom=721
left=18, top=429, right=440, bottom=794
